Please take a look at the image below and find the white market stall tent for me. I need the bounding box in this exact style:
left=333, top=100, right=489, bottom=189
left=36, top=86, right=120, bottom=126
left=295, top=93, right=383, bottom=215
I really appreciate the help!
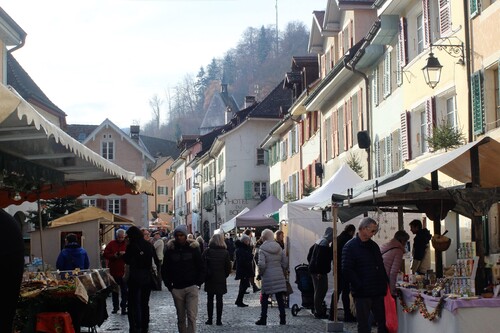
left=220, top=207, right=250, bottom=233
left=280, top=164, right=364, bottom=308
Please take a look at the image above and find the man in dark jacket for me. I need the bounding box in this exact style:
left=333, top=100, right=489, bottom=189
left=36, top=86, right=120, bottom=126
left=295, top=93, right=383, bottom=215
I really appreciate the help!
left=162, top=224, right=204, bottom=333
left=342, top=217, right=388, bottom=333
left=0, top=209, right=24, bottom=333
left=307, top=227, right=333, bottom=319
left=56, top=233, right=90, bottom=271
left=409, top=219, right=432, bottom=274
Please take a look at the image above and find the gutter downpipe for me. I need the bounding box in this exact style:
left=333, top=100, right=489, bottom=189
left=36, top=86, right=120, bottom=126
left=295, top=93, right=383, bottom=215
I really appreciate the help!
left=344, top=58, right=372, bottom=179
left=463, top=0, right=473, bottom=143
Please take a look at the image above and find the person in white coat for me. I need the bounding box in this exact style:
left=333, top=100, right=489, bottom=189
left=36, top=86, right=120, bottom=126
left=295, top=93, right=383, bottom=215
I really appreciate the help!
left=255, top=229, right=288, bottom=326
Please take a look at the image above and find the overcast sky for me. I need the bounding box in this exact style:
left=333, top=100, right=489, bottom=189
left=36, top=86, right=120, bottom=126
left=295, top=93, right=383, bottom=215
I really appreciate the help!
left=2, top=0, right=323, bottom=129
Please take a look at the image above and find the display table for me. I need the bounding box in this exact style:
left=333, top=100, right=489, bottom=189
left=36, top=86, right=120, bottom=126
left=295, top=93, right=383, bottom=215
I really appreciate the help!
left=16, top=269, right=114, bottom=333
left=397, top=287, right=500, bottom=333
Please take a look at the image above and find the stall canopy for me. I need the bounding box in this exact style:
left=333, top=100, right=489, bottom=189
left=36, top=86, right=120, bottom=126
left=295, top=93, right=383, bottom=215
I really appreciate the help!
left=220, top=207, right=250, bottom=233
left=0, top=84, right=153, bottom=205
left=279, top=164, right=364, bottom=308
left=326, top=137, right=500, bottom=221
left=234, top=195, right=283, bottom=228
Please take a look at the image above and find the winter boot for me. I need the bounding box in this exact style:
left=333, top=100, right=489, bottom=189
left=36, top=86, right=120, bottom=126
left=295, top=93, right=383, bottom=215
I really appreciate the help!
left=216, top=300, right=223, bottom=325
left=235, top=292, right=248, bottom=307
left=280, top=314, right=286, bottom=325
left=206, top=301, right=213, bottom=324
left=255, top=317, right=267, bottom=325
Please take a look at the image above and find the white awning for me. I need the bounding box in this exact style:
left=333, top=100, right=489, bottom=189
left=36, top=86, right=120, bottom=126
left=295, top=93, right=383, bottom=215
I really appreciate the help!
left=0, top=83, right=153, bottom=203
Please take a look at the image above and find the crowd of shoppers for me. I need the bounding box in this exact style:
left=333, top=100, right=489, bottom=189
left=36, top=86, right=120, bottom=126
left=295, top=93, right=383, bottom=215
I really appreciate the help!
left=34, top=212, right=423, bottom=333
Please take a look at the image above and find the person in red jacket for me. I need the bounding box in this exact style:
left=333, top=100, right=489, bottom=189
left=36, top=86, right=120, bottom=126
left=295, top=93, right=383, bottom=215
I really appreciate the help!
left=104, top=228, right=128, bottom=315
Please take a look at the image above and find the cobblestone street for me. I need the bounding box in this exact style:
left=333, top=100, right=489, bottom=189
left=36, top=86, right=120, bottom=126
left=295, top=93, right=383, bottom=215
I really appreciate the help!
left=95, top=272, right=370, bottom=332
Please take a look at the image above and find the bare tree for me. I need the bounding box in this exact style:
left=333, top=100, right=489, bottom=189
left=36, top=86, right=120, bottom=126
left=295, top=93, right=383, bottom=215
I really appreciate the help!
left=149, top=94, right=162, bottom=131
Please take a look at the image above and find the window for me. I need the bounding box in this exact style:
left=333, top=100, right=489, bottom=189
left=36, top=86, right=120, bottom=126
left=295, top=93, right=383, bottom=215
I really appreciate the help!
left=271, top=180, right=281, bottom=200
left=446, top=96, right=457, bottom=129
left=101, top=138, right=114, bottom=160
left=495, top=67, right=500, bottom=126
left=287, top=173, right=299, bottom=200
left=289, top=125, right=299, bottom=155
left=417, top=13, right=424, bottom=54
left=391, top=129, right=402, bottom=172
left=77, top=133, right=86, bottom=142
left=218, top=153, right=224, bottom=173
left=337, top=106, right=345, bottom=154
left=108, top=199, right=121, bottom=215
left=157, top=204, right=168, bottom=213
left=157, top=186, right=167, bottom=195
left=352, top=94, right=359, bottom=145
left=82, top=198, right=96, bottom=207
left=256, top=148, right=265, bottom=165
left=325, top=117, right=332, bottom=160
left=383, top=50, right=392, bottom=98
left=280, top=139, right=288, bottom=161
left=420, top=111, right=428, bottom=153
left=372, top=67, right=379, bottom=106
left=254, top=182, right=267, bottom=198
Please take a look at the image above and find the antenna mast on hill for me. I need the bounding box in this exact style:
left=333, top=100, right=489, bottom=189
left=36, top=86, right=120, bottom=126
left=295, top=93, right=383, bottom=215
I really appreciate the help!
left=275, top=0, right=279, bottom=54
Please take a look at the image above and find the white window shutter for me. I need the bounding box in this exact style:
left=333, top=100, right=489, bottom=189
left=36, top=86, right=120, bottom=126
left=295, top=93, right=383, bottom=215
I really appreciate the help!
left=438, top=0, right=452, bottom=37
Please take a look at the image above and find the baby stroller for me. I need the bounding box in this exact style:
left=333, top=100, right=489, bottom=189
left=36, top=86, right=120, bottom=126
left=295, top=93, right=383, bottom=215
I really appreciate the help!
left=291, top=263, right=314, bottom=316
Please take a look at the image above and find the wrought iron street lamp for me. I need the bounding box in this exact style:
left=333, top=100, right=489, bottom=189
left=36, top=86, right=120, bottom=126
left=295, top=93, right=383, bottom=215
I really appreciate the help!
left=421, top=39, right=465, bottom=89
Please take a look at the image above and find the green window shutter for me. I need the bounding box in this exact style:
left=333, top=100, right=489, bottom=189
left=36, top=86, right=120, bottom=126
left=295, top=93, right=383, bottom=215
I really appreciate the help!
left=497, top=59, right=500, bottom=110
left=471, top=72, right=485, bottom=135
left=470, top=0, right=479, bottom=18
left=244, top=181, right=253, bottom=200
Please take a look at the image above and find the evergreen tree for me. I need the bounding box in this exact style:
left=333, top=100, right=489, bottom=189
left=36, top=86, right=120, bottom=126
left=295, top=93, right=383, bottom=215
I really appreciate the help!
left=26, top=197, right=84, bottom=229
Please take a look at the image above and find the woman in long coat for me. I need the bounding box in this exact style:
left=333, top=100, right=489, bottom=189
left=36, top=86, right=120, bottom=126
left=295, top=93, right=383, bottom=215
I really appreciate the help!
left=123, top=226, right=160, bottom=333
left=234, top=234, right=254, bottom=307
left=202, top=233, right=231, bottom=325
left=255, top=229, right=288, bottom=326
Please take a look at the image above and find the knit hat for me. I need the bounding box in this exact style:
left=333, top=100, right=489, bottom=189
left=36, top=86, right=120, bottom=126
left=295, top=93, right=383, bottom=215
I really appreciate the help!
left=240, top=234, right=251, bottom=243
left=173, top=224, right=188, bottom=237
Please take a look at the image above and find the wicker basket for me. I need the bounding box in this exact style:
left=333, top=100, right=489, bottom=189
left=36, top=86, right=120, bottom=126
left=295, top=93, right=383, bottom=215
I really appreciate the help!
left=432, top=234, right=451, bottom=251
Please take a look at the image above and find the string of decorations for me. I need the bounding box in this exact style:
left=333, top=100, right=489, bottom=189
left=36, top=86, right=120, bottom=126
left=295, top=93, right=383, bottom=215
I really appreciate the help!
left=397, top=289, right=445, bottom=321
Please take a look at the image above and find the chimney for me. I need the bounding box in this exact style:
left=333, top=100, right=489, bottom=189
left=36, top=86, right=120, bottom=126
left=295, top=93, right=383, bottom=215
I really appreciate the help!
left=130, top=125, right=140, bottom=141
left=225, top=105, right=233, bottom=124
left=244, top=96, right=256, bottom=108
left=221, top=83, right=228, bottom=95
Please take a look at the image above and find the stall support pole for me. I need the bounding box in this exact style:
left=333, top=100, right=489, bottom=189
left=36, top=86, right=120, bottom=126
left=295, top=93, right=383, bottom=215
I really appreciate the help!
left=326, top=203, right=344, bottom=332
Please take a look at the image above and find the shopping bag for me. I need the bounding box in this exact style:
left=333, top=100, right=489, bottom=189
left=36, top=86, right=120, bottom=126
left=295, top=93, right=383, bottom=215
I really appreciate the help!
left=384, top=284, right=398, bottom=333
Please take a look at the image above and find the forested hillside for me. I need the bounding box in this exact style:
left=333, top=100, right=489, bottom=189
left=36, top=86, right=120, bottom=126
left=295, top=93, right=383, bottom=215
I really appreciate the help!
left=143, top=21, right=310, bottom=141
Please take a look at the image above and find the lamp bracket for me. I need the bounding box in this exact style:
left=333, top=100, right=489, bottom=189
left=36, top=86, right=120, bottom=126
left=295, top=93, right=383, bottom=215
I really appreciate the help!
left=431, top=37, right=465, bottom=64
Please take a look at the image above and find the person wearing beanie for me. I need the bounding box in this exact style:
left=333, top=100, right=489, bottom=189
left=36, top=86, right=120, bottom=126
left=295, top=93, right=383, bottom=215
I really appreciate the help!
left=234, top=234, right=254, bottom=307
left=162, top=224, right=204, bottom=333
left=306, top=227, right=334, bottom=319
